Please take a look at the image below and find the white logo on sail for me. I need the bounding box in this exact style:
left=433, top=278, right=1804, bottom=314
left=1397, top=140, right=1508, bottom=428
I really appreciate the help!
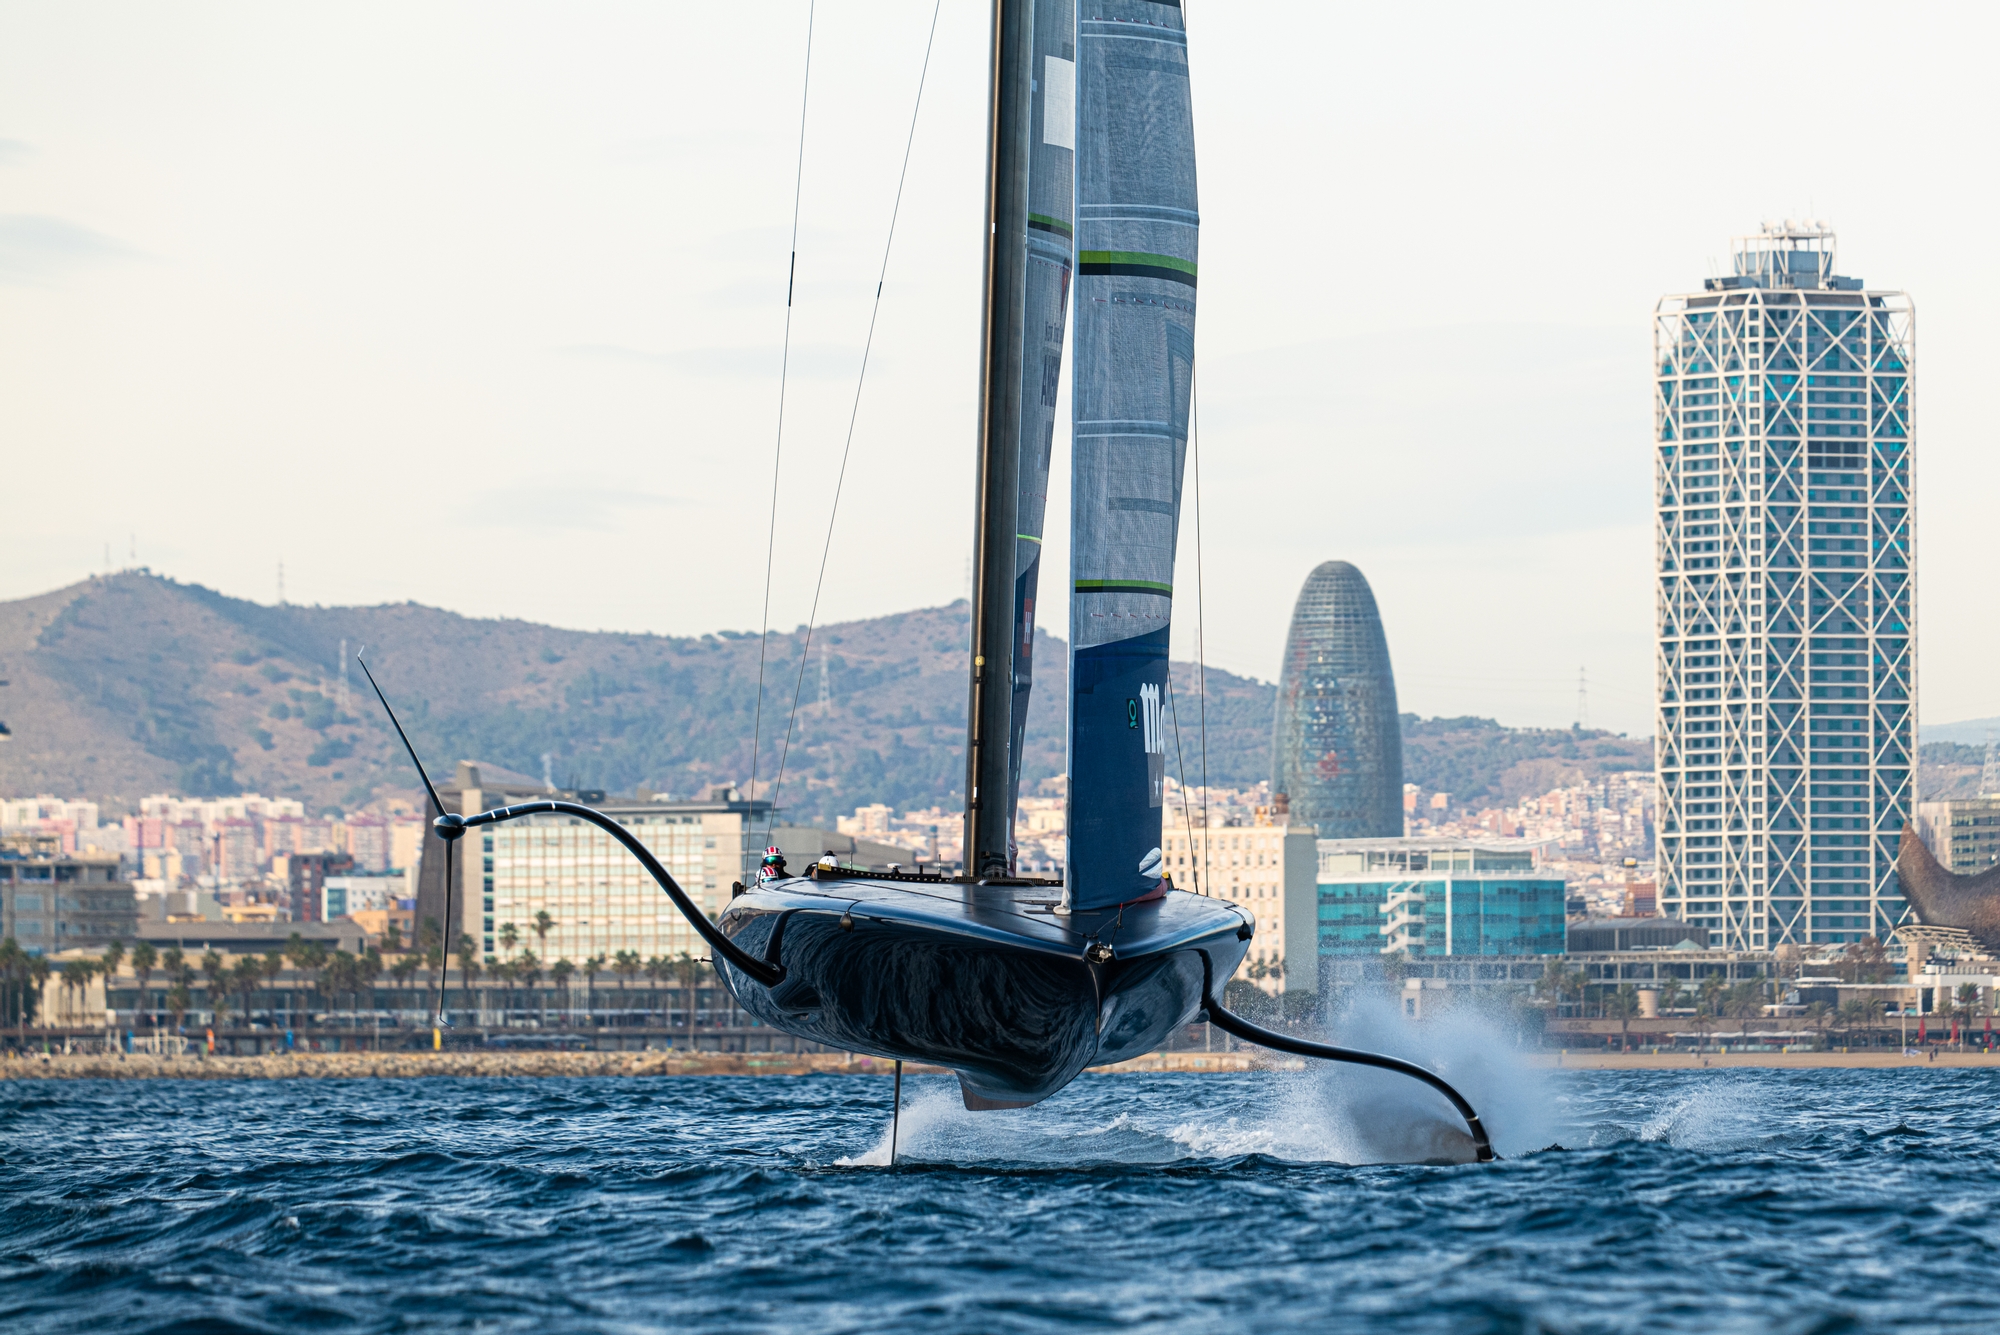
left=1139, top=683, right=1163, bottom=755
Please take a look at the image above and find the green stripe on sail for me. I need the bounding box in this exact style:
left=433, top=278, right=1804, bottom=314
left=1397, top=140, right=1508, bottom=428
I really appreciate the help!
left=1028, top=213, right=1073, bottom=238
left=1076, top=250, right=1196, bottom=276
left=1074, top=579, right=1173, bottom=594
left=1016, top=534, right=1042, bottom=542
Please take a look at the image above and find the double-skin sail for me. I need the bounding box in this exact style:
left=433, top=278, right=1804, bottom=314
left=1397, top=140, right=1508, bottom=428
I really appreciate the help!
left=1066, top=0, right=1198, bottom=910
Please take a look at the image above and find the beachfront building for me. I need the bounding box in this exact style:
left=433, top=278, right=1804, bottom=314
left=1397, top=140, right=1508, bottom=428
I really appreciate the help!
left=1653, top=222, right=1914, bottom=950
left=1163, top=804, right=1317, bottom=993
left=1308, top=838, right=1567, bottom=977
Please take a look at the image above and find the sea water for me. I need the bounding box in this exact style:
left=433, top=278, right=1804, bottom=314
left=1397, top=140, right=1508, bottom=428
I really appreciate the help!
left=3, top=1056, right=1998, bottom=1333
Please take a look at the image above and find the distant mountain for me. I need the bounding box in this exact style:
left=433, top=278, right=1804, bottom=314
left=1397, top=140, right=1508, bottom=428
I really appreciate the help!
left=0, top=573, right=1662, bottom=823
left=0, top=574, right=1272, bottom=822
left=1917, top=741, right=1986, bottom=801
left=1398, top=715, right=1652, bottom=808
left=1922, top=718, right=2000, bottom=747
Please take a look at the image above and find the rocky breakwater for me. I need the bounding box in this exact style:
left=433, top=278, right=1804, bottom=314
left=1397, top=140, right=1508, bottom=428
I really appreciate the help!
left=0, top=1050, right=913, bottom=1081
left=0, top=1048, right=1273, bottom=1080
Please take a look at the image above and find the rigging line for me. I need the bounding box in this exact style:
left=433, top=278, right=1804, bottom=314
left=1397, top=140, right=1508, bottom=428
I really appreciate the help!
left=1190, top=365, right=1211, bottom=895
left=1182, top=0, right=1211, bottom=897
left=766, top=0, right=945, bottom=839
left=749, top=0, right=816, bottom=835
left=1163, top=665, right=1203, bottom=894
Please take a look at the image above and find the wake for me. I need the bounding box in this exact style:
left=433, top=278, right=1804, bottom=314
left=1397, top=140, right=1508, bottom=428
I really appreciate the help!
left=840, top=994, right=1557, bottom=1168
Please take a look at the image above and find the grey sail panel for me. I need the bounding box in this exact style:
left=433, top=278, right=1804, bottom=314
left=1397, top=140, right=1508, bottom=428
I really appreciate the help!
left=1067, top=0, right=1198, bottom=911
left=1004, top=0, right=1077, bottom=858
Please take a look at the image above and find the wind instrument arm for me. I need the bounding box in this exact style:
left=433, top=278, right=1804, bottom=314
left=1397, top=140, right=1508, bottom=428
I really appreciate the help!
left=461, top=801, right=785, bottom=988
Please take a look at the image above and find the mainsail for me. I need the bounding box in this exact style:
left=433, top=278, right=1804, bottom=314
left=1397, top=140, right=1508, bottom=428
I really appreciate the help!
left=1066, top=0, right=1198, bottom=910
left=1004, top=0, right=1077, bottom=856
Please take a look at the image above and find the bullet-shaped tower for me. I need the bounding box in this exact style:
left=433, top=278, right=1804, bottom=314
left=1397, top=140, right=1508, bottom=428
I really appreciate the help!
left=1272, top=561, right=1403, bottom=838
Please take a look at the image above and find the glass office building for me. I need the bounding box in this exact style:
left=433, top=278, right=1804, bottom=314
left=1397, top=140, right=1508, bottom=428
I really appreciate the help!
left=1272, top=561, right=1403, bottom=838
left=1653, top=222, right=1915, bottom=949
left=1314, top=838, right=1567, bottom=961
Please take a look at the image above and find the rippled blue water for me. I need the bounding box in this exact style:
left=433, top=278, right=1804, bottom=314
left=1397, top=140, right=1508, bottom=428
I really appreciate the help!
left=4, top=1059, right=1999, bottom=1333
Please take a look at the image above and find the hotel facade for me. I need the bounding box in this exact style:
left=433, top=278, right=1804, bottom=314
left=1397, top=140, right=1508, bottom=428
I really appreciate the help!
left=1653, top=222, right=1914, bottom=950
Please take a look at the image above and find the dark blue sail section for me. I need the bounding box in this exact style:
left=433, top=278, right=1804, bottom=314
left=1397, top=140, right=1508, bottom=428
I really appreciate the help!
left=1067, top=0, right=1196, bottom=911
left=1068, top=626, right=1169, bottom=908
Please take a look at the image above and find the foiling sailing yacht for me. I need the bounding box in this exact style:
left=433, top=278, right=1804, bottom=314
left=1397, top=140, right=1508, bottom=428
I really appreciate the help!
left=368, top=0, right=1492, bottom=1160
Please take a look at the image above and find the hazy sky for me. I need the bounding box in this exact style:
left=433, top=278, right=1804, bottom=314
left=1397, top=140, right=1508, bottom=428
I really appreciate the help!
left=5, top=1, right=1997, bottom=738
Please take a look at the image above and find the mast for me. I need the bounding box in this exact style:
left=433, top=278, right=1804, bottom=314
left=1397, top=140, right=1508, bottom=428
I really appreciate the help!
left=964, top=0, right=1036, bottom=880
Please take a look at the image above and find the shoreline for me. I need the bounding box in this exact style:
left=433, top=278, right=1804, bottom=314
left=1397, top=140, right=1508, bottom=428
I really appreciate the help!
left=0, top=1049, right=1275, bottom=1081
left=6, top=1047, right=1996, bottom=1079
left=1531, top=1049, right=2000, bottom=1069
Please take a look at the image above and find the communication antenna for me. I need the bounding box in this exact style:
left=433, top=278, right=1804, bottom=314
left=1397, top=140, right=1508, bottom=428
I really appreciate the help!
left=277, top=561, right=286, bottom=606
left=818, top=641, right=830, bottom=714
left=1576, top=667, right=1589, bottom=730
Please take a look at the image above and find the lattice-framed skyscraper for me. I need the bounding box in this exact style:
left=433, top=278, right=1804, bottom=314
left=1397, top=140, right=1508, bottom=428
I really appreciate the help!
left=1653, top=222, right=1914, bottom=951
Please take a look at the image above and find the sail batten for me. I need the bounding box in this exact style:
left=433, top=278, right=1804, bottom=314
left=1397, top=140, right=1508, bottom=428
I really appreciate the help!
left=1066, top=0, right=1198, bottom=910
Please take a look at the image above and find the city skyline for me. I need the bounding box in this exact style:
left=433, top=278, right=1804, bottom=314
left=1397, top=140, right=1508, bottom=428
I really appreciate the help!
left=7, top=5, right=2000, bottom=736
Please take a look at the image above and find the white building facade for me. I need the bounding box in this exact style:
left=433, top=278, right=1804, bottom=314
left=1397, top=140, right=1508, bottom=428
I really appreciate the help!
left=1653, top=222, right=1915, bottom=950
left=476, top=800, right=755, bottom=964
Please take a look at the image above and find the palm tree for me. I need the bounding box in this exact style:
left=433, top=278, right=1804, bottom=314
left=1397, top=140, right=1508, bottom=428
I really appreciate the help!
left=200, top=949, right=227, bottom=1015
left=261, top=950, right=286, bottom=1027
left=233, top=956, right=264, bottom=1026
left=1607, top=984, right=1640, bottom=1052
left=27, top=956, right=50, bottom=1033
left=583, top=954, right=606, bottom=1025
left=0, top=939, right=22, bottom=1040
left=165, top=981, right=192, bottom=1035
left=498, top=922, right=520, bottom=960
left=130, top=941, right=157, bottom=1030
left=383, top=920, right=404, bottom=955
left=1692, top=975, right=1724, bottom=1051
left=360, top=947, right=384, bottom=1017
left=1955, top=983, right=1981, bottom=1051
left=493, top=958, right=516, bottom=1024
left=1726, top=980, right=1764, bottom=1041
left=613, top=950, right=641, bottom=993
left=676, top=950, right=703, bottom=1041
left=100, top=940, right=127, bottom=1023
left=391, top=951, right=422, bottom=1007
left=644, top=956, right=670, bottom=1023
left=531, top=910, right=555, bottom=958
left=1806, top=1000, right=1833, bottom=1050
left=551, top=959, right=576, bottom=1022
left=1565, top=963, right=1592, bottom=1020
left=422, top=944, right=443, bottom=1017
left=1838, top=997, right=1874, bottom=1050
left=515, top=951, right=541, bottom=1020
left=460, top=950, right=485, bottom=1025
left=55, top=961, right=82, bottom=1027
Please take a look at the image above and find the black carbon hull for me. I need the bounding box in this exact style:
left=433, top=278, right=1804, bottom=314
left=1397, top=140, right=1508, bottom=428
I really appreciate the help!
left=715, top=876, right=1253, bottom=1108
